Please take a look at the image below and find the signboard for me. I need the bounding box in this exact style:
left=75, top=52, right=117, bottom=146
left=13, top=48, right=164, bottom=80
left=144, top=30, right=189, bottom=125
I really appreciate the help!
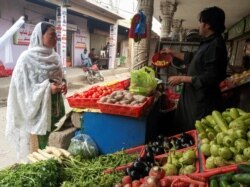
left=228, top=20, right=244, bottom=40
left=56, top=7, right=67, bottom=68
left=109, top=24, right=118, bottom=69
left=74, top=29, right=87, bottom=49
left=13, top=23, right=35, bottom=45
left=61, top=7, right=67, bottom=68
left=49, top=19, right=77, bottom=31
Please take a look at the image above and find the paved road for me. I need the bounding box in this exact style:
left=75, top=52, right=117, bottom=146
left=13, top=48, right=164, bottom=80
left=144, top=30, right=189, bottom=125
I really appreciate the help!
left=0, top=71, right=130, bottom=169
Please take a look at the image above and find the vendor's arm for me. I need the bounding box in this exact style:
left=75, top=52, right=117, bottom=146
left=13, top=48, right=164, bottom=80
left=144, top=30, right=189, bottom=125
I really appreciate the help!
left=161, top=48, right=185, bottom=61
left=168, top=76, right=192, bottom=86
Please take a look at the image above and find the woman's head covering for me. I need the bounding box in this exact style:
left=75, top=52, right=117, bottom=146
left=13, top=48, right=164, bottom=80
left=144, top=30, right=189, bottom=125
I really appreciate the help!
left=29, top=21, right=55, bottom=49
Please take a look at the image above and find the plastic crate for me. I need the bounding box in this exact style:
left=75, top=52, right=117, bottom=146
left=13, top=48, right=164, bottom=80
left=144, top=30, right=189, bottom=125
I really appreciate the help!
left=67, top=96, right=99, bottom=109
left=97, top=97, right=152, bottom=118
left=108, top=79, right=130, bottom=90
left=155, top=147, right=200, bottom=174
left=66, top=82, right=127, bottom=109
left=153, top=148, right=200, bottom=187
left=123, top=145, right=145, bottom=155
left=200, top=152, right=245, bottom=173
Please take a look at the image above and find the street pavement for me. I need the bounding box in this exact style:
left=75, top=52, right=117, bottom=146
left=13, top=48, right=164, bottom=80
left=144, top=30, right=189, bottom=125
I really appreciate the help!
left=0, top=68, right=130, bottom=169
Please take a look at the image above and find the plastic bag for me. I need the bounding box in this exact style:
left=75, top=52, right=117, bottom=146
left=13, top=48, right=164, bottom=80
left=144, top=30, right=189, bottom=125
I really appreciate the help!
left=68, top=134, right=99, bottom=158
left=129, top=66, right=157, bottom=96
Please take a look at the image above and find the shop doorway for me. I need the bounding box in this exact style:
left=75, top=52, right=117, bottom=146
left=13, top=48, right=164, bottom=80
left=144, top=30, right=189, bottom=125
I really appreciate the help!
left=67, top=31, right=73, bottom=67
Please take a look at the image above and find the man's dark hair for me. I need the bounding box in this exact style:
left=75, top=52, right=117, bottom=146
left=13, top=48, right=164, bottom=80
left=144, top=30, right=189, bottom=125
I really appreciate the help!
left=91, top=48, right=95, bottom=51
left=199, top=6, right=225, bottom=34
left=41, top=22, right=54, bottom=35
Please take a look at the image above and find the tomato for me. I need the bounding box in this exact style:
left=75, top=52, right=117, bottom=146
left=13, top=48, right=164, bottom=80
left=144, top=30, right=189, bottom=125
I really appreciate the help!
left=122, top=176, right=132, bottom=185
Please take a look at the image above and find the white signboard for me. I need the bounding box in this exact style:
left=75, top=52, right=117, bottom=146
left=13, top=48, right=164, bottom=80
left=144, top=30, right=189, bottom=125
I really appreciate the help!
left=61, top=7, right=67, bottom=68
left=56, top=7, right=67, bottom=68
left=13, top=23, right=35, bottom=45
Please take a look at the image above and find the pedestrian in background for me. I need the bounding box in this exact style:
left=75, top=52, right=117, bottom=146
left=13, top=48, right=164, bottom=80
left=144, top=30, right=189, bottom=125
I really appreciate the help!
left=88, top=48, right=99, bottom=64
left=162, top=6, right=228, bottom=132
left=6, top=21, right=67, bottom=162
left=81, top=48, right=92, bottom=67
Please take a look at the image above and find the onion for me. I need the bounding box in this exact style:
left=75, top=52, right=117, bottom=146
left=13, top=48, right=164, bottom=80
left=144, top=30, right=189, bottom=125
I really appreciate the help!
left=149, top=166, right=165, bottom=180
left=145, top=176, right=159, bottom=187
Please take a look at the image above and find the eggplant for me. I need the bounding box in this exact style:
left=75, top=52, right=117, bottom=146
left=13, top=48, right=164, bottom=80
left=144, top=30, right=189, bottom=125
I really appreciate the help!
left=156, top=134, right=164, bottom=142
left=155, top=146, right=165, bottom=155
left=125, top=167, right=131, bottom=175
left=145, top=145, right=153, bottom=153
left=145, top=151, right=154, bottom=162
left=189, top=139, right=194, bottom=146
left=133, top=160, right=146, bottom=172
left=130, top=169, right=141, bottom=180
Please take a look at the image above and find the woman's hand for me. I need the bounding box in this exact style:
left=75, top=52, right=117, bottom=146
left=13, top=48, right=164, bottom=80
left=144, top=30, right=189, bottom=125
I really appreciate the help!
left=60, top=82, right=67, bottom=95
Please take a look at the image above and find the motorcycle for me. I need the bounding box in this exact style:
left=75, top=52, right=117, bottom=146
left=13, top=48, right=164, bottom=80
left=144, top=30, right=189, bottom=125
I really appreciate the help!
left=83, top=64, right=104, bottom=84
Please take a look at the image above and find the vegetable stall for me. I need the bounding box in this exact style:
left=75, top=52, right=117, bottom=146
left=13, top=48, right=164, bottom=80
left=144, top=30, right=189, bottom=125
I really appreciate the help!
left=1, top=68, right=250, bottom=187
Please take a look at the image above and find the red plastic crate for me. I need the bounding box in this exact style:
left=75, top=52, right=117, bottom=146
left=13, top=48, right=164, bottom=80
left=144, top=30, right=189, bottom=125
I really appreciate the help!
left=97, top=97, right=153, bottom=118
left=123, top=145, right=145, bottom=155
left=108, top=79, right=130, bottom=90
left=67, top=96, right=99, bottom=109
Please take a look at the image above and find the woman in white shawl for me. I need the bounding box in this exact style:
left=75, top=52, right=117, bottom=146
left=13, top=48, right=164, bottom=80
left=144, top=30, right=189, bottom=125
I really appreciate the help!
left=6, top=21, right=67, bottom=161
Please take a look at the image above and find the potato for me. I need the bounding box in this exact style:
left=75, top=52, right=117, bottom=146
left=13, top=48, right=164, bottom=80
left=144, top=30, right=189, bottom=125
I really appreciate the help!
left=124, top=94, right=134, bottom=102
left=114, top=94, right=124, bottom=101
left=133, top=95, right=147, bottom=103
left=130, top=100, right=138, bottom=105
left=120, top=100, right=130, bottom=105
left=99, top=96, right=108, bottom=103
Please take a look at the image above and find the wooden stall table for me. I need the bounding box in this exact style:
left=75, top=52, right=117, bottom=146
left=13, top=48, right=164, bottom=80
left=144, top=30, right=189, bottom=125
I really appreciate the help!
left=96, top=58, right=109, bottom=69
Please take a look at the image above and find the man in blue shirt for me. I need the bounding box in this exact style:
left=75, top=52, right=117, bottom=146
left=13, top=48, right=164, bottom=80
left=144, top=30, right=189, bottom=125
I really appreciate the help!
left=81, top=48, right=92, bottom=67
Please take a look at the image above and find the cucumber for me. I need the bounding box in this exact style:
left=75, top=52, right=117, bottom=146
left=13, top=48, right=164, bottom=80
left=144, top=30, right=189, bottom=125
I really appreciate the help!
left=212, top=111, right=228, bottom=132
left=237, top=164, right=250, bottom=173
left=229, top=108, right=240, bottom=120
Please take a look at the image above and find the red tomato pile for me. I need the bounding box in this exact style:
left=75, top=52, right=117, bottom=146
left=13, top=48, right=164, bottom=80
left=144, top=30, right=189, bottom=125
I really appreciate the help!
left=72, top=86, right=115, bottom=99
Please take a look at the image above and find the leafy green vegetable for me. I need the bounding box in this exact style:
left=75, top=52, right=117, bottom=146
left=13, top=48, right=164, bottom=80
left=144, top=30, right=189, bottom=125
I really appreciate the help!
left=0, top=159, right=61, bottom=187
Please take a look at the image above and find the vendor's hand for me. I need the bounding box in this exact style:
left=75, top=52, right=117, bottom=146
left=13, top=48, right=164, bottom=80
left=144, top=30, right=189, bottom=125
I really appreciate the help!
left=161, top=47, right=174, bottom=55
left=50, top=83, right=61, bottom=94
left=60, top=82, right=67, bottom=95
left=168, top=76, right=183, bottom=86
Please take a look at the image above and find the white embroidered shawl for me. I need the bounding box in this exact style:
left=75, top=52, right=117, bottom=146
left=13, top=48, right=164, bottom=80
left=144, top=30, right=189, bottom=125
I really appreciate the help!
left=5, top=22, right=64, bottom=162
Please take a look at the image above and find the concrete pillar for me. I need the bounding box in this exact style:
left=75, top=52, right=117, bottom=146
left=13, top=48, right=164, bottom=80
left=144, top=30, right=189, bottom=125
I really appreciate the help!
left=170, top=19, right=183, bottom=41
left=132, top=0, right=154, bottom=70
left=160, top=0, right=177, bottom=39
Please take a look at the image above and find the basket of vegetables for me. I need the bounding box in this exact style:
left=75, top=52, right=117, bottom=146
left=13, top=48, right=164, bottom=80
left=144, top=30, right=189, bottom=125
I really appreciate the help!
left=139, top=130, right=197, bottom=158
left=97, top=90, right=153, bottom=118
left=67, top=85, right=115, bottom=109
left=152, top=52, right=172, bottom=68
left=196, top=108, right=250, bottom=172
left=207, top=163, right=250, bottom=187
